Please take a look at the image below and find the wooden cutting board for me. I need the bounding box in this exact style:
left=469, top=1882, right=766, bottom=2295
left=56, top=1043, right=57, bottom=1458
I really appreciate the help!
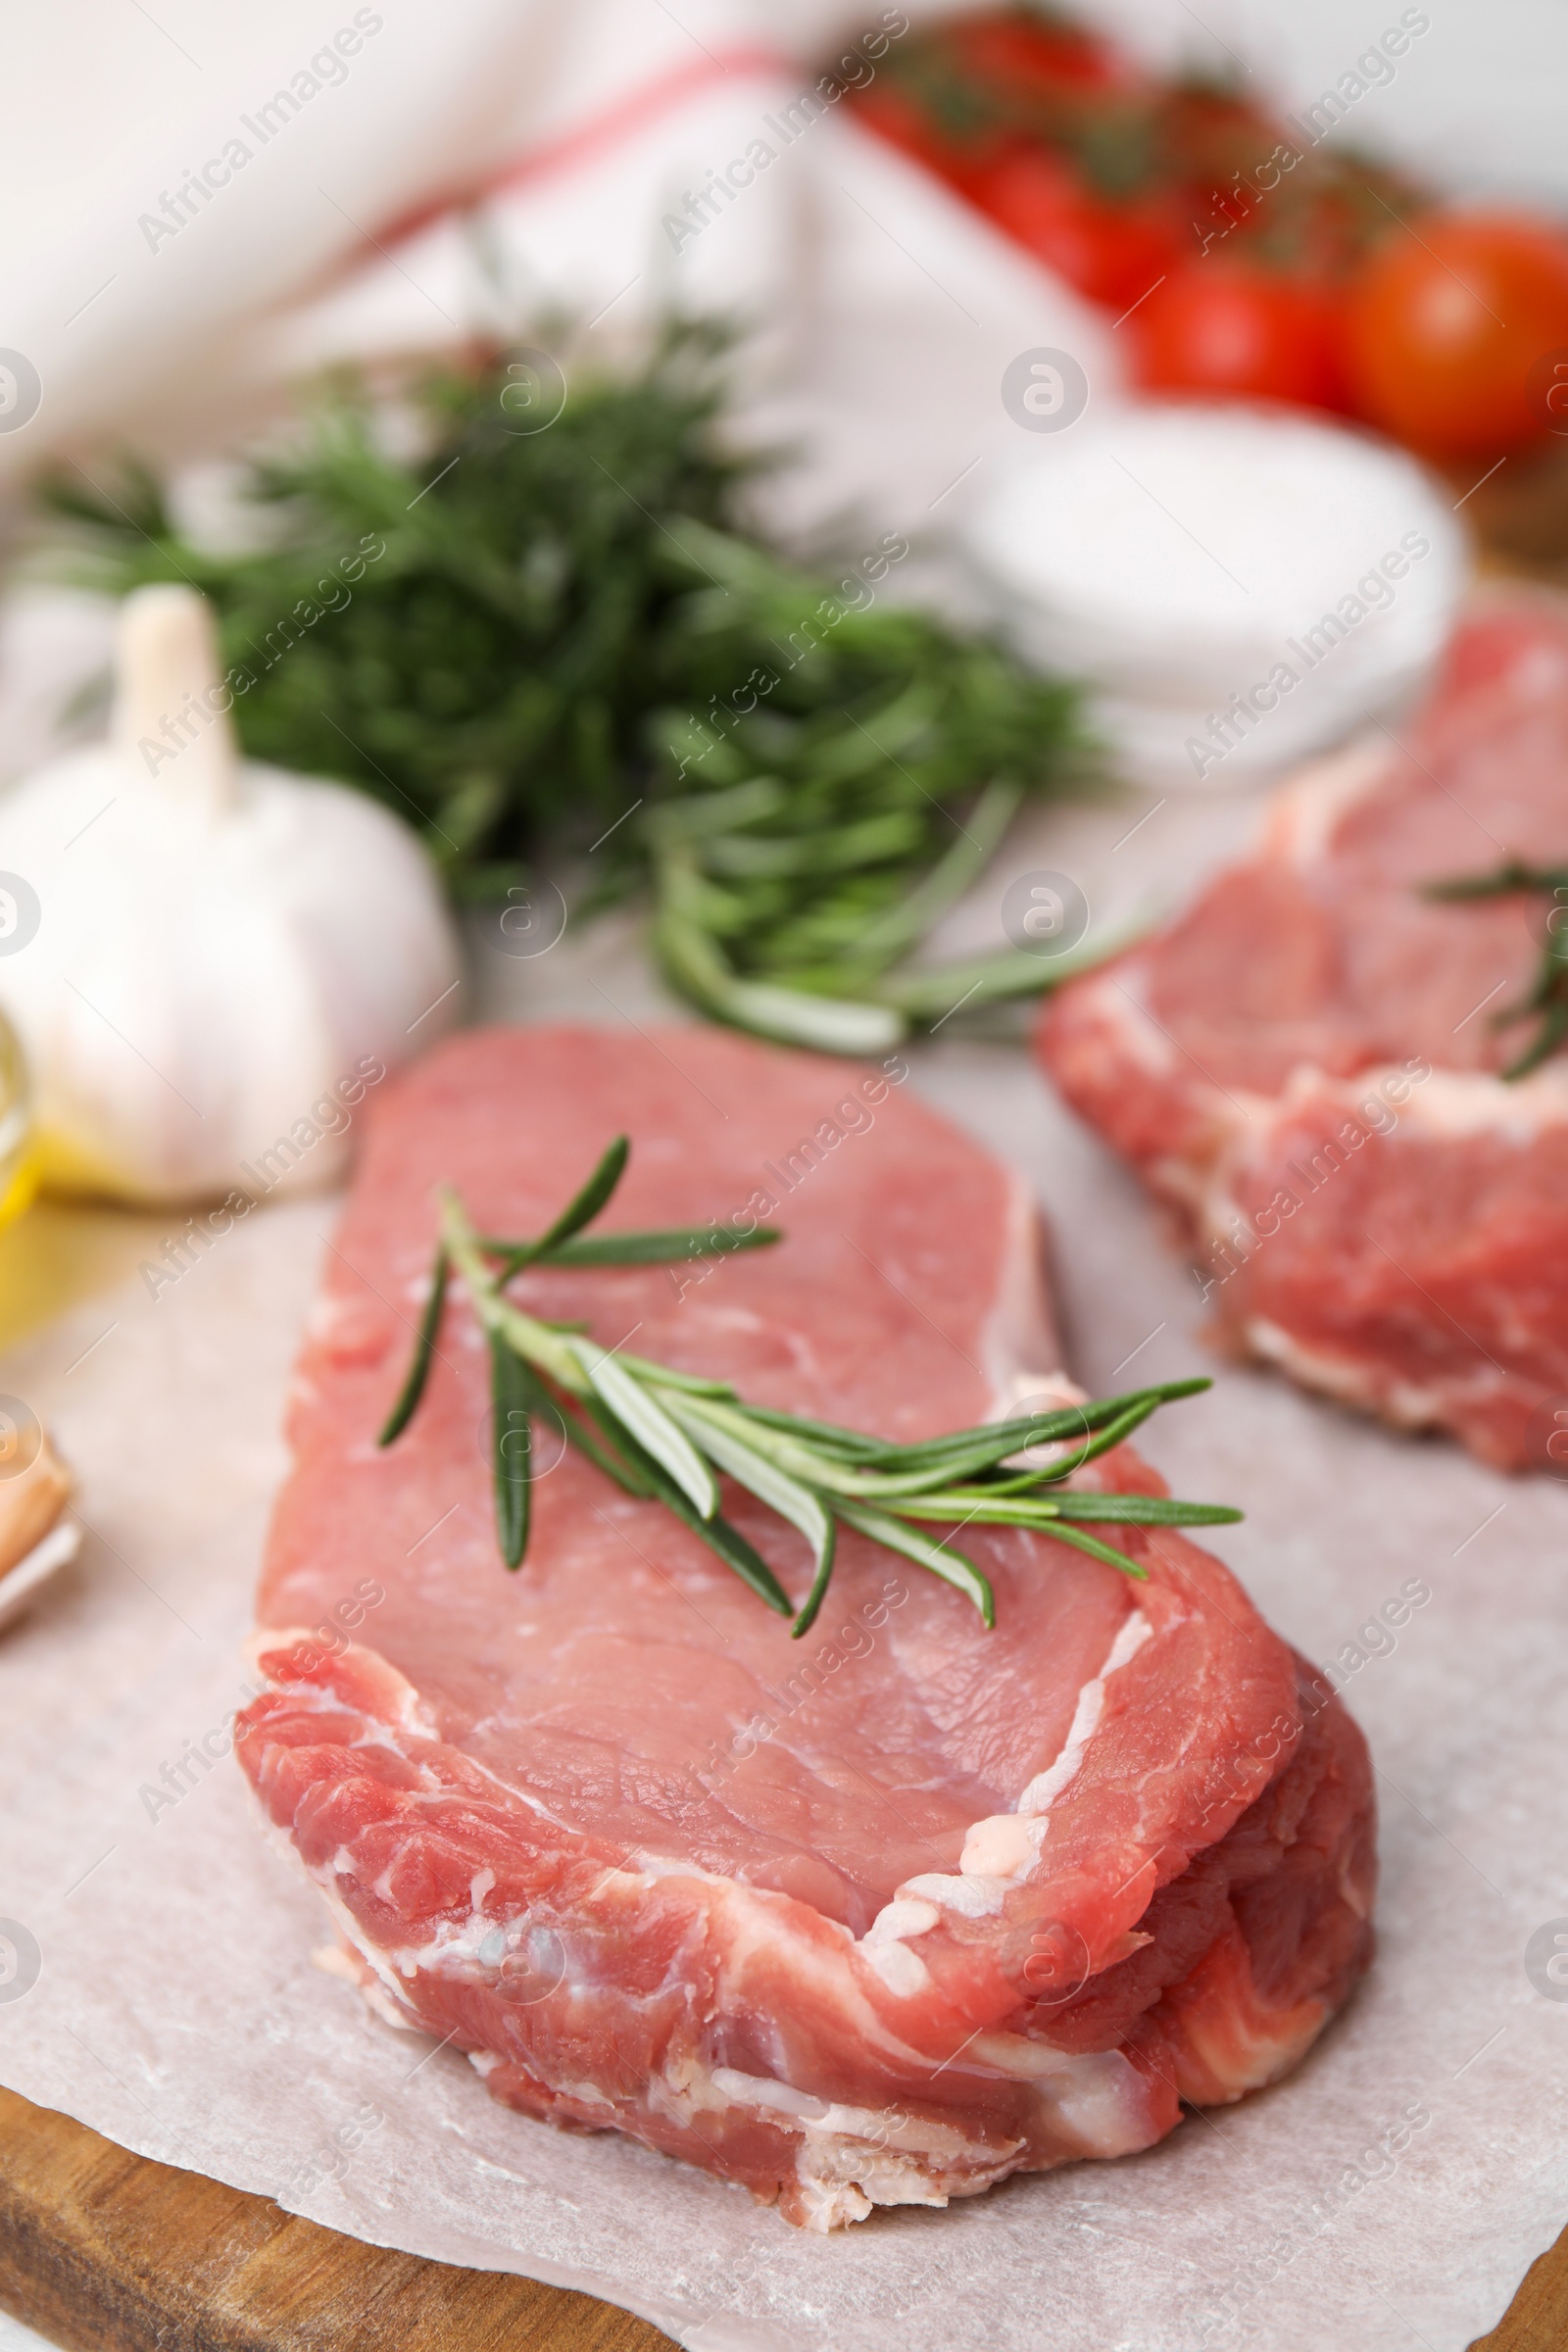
left=0, top=2084, right=672, bottom=2352
left=0, top=2081, right=1558, bottom=2352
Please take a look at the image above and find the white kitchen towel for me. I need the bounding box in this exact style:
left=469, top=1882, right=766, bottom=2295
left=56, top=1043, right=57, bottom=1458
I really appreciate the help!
left=0, top=0, right=1116, bottom=550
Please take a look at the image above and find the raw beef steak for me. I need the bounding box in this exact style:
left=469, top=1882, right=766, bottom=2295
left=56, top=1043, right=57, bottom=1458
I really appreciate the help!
left=1041, top=589, right=1568, bottom=1472
left=236, top=1025, right=1373, bottom=2228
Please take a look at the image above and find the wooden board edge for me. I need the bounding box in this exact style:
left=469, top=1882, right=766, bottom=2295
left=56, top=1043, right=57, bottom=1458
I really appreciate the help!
left=0, top=2084, right=675, bottom=2352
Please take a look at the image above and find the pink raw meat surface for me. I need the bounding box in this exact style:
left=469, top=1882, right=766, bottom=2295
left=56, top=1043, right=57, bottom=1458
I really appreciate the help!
left=1040, top=589, right=1568, bottom=1473
left=236, top=1024, right=1374, bottom=2228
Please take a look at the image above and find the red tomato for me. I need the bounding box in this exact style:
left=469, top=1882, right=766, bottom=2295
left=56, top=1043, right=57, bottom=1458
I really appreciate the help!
left=1343, top=211, right=1568, bottom=459
left=970, top=147, right=1180, bottom=311
left=1130, top=262, right=1349, bottom=411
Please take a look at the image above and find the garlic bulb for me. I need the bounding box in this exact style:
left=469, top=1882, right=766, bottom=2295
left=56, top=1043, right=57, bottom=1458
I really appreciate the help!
left=0, top=585, right=462, bottom=1204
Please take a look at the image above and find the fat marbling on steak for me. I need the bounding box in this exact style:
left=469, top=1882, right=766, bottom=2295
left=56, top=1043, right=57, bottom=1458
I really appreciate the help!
left=236, top=1025, right=1373, bottom=2228
left=1040, top=590, right=1568, bottom=1472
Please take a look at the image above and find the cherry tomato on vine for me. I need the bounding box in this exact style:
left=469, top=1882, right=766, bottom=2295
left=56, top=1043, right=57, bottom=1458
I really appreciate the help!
left=1130, top=261, right=1349, bottom=411
left=947, top=14, right=1133, bottom=98
left=849, top=83, right=976, bottom=185
left=970, top=147, right=1180, bottom=311
left=1342, top=211, right=1568, bottom=458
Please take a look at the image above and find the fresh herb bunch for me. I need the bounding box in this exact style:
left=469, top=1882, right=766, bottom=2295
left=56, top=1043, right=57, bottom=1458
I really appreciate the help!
left=1425, top=859, right=1568, bottom=1079
left=44, top=323, right=1094, bottom=1055
left=645, top=519, right=1097, bottom=1052
left=46, top=324, right=745, bottom=894
left=379, top=1136, right=1242, bottom=1636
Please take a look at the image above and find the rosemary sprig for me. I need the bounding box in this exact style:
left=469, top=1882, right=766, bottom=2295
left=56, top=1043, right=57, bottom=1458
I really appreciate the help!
left=44, top=326, right=1102, bottom=1059
left=377, top=1139, right=1242, bottom=1634
left=1425, top=860, right=1568, bottom=1079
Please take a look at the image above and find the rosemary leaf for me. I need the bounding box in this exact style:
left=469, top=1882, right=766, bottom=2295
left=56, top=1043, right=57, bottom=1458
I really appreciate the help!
left=1424, top=858, right=1556, bottom=903
left=1050, top=1495, right=1245, bottom=1525
left=835, top=1501, right=995, bottom=1628
left=1423, top=860, right=1568, bottom=1080
left=851, top=776, right=1023, bottom=964
left=529, top=1135, right=630, bottom=1257
left=1507, top=998, right=1568, bottom=1081
left=376, top=1246, right=448, bottom=1446
left=489, top=1333, right=534, bottom=1568
left=522, top=1227, right=781, bottom=1268
left=789, top=1526, right=839, bottom=1640
left=871, top=933, right=1131, bottom=1019
left=1028, top=1521, right=1152, bottom=1579
left=724, top=1404, right=891, bottom=1461
left=605, top=1354, right=735, bottom=1397
left=663, top=1495, right=794, bottom=1617
left=829, top=1380, right=1211, bottom=1473
left=574, top=1343, right=718, bottom=1518
left=665, top=1396, right=836, bottom=1585
left=651, top=863, right=906, bottom=1054
left=555, top=1396, right=658, bottom=1498
left=595, top=1403, right=792, bottom=1613
left=1040, top=1396, right=1164, bottom=1477
left=794, top=1395, right=1165, bottom=1496
left=894, top=1492, right=1239, bottom=1532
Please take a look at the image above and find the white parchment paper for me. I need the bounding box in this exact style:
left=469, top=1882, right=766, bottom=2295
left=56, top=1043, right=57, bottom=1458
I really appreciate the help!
left=2, top=785, right=1566, bottom=2352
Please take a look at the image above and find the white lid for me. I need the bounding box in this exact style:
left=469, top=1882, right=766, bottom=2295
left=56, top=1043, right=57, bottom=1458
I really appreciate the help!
left=961, top=402, right=1468, bottom=786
